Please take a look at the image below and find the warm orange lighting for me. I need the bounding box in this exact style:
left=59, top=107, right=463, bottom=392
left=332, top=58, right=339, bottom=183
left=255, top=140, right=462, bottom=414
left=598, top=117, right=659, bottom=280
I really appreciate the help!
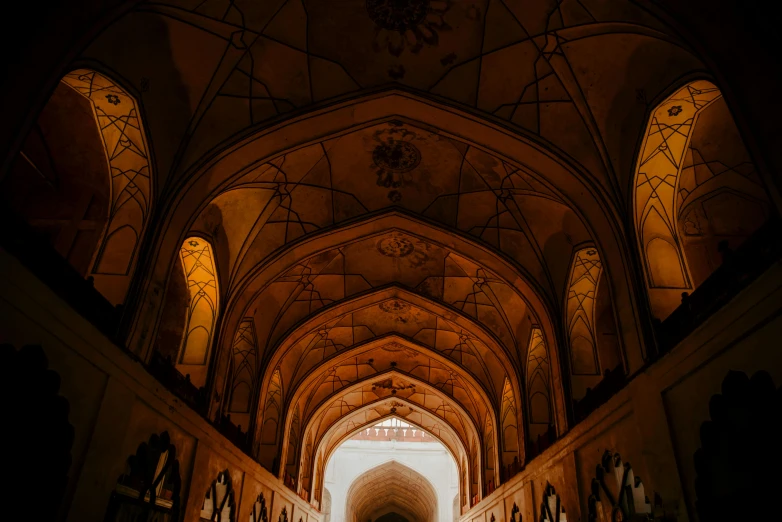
left=176, top=237, right=219, bottom=388
left=633, top=81, right=721, bottom=316
left=61, top=70, right=151, bottom=303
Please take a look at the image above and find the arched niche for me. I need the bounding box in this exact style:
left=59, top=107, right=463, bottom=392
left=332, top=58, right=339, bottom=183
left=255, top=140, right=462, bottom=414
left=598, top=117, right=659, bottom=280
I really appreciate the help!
left=633, top=80, right=773, bottom=320
left=152, top=235, right=220, bottom=392
left=1, top=68, right=153, bottom=305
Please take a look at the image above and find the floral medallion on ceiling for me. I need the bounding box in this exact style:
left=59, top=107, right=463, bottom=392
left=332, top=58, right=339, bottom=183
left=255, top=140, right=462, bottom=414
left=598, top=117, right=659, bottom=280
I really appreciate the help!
left=87, top=0, right=702, bottom=192
left=366, top=0, right=452, bottom=56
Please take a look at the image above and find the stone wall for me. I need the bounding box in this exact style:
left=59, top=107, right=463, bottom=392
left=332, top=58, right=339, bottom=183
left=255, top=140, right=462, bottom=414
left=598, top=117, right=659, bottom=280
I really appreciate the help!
left=457, top=259, right=782, bottom=522
left=0, top=247, right=322, bottom=522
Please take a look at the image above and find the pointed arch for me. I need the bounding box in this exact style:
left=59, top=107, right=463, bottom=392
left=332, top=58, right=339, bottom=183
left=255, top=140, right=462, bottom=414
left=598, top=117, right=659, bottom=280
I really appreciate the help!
left=285, top=404, right=301, bottom=480
left=526, top=328, right=553, bottom=446
left=484, top=414, right=496, bottom=492
left=345, top=461, right=438, bottom=522
left=258, top=369, right=283, bottom=472
left=633, top=79, right=772, bottom=319
left=60, top=69, right=153, bottom=304
left=176, top=236, right=219, bottom=389
left=500, top=378, right=520, bottom=470
left=226, top=317, right=257, bottom=431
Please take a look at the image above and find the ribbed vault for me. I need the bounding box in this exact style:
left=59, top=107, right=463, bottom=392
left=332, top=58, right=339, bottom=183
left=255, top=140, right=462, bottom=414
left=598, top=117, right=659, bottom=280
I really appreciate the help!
left=304, top=400, right=471, bottom=506
left=130, top=101, right=647, bottom=376
left=346, top=461, right=438, bottom=522
left=90, top=0, right=725, bottom=513
left=7, top=2, right=778, bottom=520
left=249, top=286, right=520, bottom=500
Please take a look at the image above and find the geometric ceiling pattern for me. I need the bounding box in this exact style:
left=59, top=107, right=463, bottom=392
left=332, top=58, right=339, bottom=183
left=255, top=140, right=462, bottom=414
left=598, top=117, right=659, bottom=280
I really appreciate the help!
left=41, top=0, right=768, bottom=516
left=86, top=0, right=703, bottom=199
left=191, top=122, right=590, bottom=307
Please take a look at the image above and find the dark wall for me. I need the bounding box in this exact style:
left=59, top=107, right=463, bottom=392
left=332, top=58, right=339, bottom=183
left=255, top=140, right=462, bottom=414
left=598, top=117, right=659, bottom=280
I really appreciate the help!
left=649, top=0, right=782, bottom=203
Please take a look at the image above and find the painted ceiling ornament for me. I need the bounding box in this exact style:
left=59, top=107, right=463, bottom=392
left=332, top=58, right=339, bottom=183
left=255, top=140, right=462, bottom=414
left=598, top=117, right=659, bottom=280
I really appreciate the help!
left=379, top=299, right=411, bottom=314
left=667, top=105, right=683, bottom=117
left=377, top=234, right=416, bottom=257
left=588, top=451, right=658, bottom=522
left=372, top=140, right=421, bottom=179
left=370, top=124, right=422, bottom=203
left=371, top=377, right=416, bottom=394
left=366, top=0, right=451, bottom=56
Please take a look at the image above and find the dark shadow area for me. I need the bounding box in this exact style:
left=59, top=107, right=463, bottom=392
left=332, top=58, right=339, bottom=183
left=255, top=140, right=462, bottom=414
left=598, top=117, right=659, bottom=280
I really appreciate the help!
left=0, top=344, right=74, bottom=521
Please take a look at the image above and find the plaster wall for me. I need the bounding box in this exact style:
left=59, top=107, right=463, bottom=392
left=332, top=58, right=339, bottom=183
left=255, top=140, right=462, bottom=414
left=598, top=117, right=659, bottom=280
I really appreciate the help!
left=325, top=439, right=459, bottom=522
left=456, top=258, right=782, bottom=522
left=0, top=247, right=322, bottom=522
left=1, top=243, right=781, bottom=522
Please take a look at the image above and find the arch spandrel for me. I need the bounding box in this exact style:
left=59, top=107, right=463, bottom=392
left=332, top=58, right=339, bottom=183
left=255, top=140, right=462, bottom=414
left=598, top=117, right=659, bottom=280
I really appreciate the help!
left=251, top=287, right=519, bottom=414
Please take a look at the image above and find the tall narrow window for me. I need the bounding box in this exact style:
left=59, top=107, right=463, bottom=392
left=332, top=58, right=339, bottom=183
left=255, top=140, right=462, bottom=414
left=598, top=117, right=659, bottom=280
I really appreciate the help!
left=177, top=237, right=219, bottom=389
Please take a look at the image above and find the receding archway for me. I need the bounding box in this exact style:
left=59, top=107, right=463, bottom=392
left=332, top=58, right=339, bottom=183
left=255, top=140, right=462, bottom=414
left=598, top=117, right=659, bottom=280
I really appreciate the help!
left=127, top=92, right=649, bottom=378
left=346, top=461, right=438, bottom=522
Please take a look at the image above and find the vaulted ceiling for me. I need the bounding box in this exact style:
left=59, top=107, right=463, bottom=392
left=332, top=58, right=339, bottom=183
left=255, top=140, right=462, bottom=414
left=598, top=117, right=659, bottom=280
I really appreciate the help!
left=61, top=0, right=719, bottom=510
left=82, top=0, right=703, bottom=200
